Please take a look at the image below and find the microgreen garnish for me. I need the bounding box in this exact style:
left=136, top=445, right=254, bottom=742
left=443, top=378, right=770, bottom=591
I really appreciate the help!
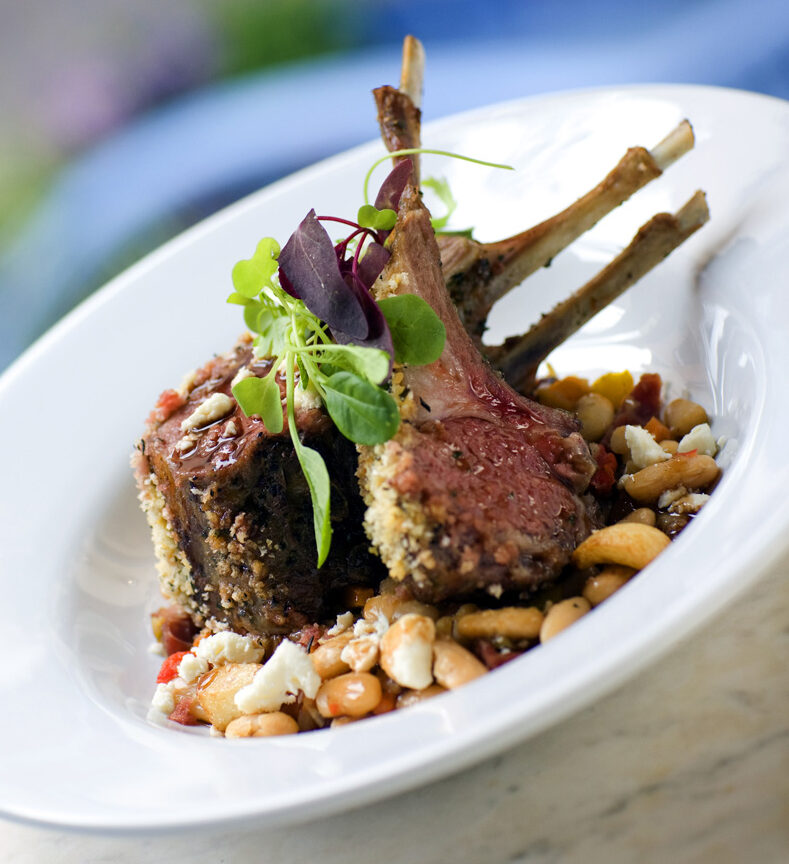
left=378, top=295, right=447, bottom=366
left=322, top=371, right=401, bottom=445
left=279, top=210, right=369, bottom=339
left=231, top=374, right=283, bottom=434
left=357, top=204, right=397, bottom=231
left=421, top=176, right=458, bottom=232
left=225, top=148, right=516, bottom=564
left=284, top=359, right=332, bottom=566
left=362, top=148, right=513, bottom=206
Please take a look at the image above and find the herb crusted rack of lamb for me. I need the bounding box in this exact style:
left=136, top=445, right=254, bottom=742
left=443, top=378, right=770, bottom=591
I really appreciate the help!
left=357, top=178, right=600, bottom=601
left=135, top=36, right=708, bottom=641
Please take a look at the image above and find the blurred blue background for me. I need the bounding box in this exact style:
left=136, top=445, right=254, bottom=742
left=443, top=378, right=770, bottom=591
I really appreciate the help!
left=2, top=0, right=788, bottom=371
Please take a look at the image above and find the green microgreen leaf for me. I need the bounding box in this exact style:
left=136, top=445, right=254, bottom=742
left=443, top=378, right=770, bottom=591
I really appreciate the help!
left=243, top=300, right=268, bottom=333
left=253, top=312, right=290, bottom=357
left=422, top=176, right=457, bottom=231
left=363, top=148, right=514, bottom=205
left=303, top=343, right=390, bottom=385
left=296, top=354, right=310, bottom=390
left=377, top=294, right=446, bottom=366
left=322, top=371, right=400, bottom=445
left=285, top=357, right=331, bottom=567
left=357, top=204, right=397, bottom=231
left=295, top=444, right=332, bottom=566
left=232, top=374, right=284, bottom=434
left=227, top=292, right=252, bottom=306
left=232, top=237, right=281, bottom=299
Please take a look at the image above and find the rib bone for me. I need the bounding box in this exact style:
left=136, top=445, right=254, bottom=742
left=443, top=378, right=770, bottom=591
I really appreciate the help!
left=487, top=190, right=710, bottom=391
left=399, top=35, right=425, bottom=109
left=442, top=121, right=696, bottom=341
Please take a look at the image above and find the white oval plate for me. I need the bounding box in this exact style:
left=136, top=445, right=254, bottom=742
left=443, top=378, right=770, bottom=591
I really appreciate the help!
left=2, top=85, right=789, bottom=833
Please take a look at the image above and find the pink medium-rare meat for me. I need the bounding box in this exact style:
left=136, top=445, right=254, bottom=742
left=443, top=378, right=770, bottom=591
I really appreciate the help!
left=357, top=185, right=599, bottom=601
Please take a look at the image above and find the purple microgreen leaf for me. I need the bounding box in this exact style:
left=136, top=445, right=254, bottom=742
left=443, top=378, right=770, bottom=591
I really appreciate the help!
left=333, top=286, right=394, bottom=379
left=278, top=267, right=299, bottom=298
left=279, top=210, right=370, bottom=340
left=374, top=158, right=413, bottom=211
left=355, top=241, right=390, bottom=290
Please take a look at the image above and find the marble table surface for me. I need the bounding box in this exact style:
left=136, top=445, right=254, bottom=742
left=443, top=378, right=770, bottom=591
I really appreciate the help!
left=2, top=562, right=787, bottom=863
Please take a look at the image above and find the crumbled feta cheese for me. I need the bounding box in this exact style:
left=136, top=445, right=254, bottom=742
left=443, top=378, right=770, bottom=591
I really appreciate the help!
left=625, top=425, right=671, bottom=470
left=150, top=681, right=176, bottom=716
left=658, top=486, right=688, bottom=509
left=678, top=423, right=717, bottom=457
left=383, top=633, right=433, bottom=690
left=486, top=584, right=504, bottom=599
left=194, top=632, right=264, bottom=665
left=353, top=614, right=389, bottom=640
left=148, top=641, right=165, bottom=656
left=177, top=652, right=210, bottom=683
left=669, top=493, right=710, bottom=515
left=178, top=368, right=199, bottom=397
left=234, top=640, right=320, bottom=714
left=293, top=383, right=322, bottom=412
left=181, top=393, right=234, bottom=432
left=326, top=611, right=355, bottom=637
left=223, top=420, right=238, bottom=437
left=174, top=433, right=197, bottom=452
left=231, top=365, right=253, bottom=389
left=274, top=357, right=322, bottom=412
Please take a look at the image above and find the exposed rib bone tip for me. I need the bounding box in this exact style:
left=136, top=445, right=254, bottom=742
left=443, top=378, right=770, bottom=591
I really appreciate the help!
left=400, top=35, right=425, bottom=108
left=651, top=119, right=695, bottom=170
left=676, top=190, right=709, bottom=229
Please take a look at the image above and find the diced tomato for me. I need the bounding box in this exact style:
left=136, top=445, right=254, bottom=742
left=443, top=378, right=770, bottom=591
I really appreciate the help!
left=147, top=388, right=186, bottom=425
left=295, top=624, right=325, bottom=652
left=168, top=695, right=200, bottom=726
left=590, top=444, right=618, bottom=495
left=156, top=650, right=189, bottom=684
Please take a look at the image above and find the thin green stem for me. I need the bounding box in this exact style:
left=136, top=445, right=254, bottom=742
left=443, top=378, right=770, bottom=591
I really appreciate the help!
left=363, top=147, right=514, bottom=204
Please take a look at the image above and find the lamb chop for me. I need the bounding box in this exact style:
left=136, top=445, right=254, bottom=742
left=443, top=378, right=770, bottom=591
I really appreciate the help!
left=357, top=180, right=600, bottom=600
left=134, top=339, right=383, bottom=637
left=357, top=40, right=708, bottom=601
